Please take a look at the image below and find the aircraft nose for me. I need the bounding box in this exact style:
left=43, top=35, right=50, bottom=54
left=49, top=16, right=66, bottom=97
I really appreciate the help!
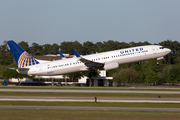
left=166, top=48, right=171, bottom=53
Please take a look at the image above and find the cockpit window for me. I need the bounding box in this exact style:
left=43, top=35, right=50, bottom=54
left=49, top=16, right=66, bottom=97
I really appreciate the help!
left=159, top=46, right=164, bottom=49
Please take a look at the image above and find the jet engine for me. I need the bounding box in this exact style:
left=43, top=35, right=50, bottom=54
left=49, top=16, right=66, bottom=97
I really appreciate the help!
left=157, top=57, right=164, bottom=60
left=103, top=61, right=119, bottom=70
left=157, top=57, right=164, bottom=64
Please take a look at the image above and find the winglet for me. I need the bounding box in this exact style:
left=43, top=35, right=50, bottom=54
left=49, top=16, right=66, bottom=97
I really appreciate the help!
left=57, top=50, right=66, bottom=59
left=72, top=49, right=81, bottom=57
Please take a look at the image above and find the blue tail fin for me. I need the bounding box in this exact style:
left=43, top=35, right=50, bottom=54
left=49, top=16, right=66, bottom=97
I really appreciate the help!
left=7, top=40, right=39, bottom=68
left=72, top=49, right=81, bottom=57
left=57, top=50, right=66, bottom=59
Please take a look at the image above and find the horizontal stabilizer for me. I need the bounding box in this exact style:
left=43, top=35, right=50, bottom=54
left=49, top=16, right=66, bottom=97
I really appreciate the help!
left=9, top=67, right=29, bottom=74
left=9, top=67, right=29, bottom=71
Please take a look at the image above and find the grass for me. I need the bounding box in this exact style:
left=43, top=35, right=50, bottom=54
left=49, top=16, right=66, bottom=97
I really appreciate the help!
left=0, top=109, right=180, bottom=120
left=0, top=88, right=180, bottom=119
left=0, top=91, right=180, bottom=98
left=1, top=101, right=180, bottom=108
left=1, top=86, right=180, bottom=91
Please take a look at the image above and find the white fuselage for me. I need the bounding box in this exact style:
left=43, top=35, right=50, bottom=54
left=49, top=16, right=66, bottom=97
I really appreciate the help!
left=19, top=45, right=171, bottom=76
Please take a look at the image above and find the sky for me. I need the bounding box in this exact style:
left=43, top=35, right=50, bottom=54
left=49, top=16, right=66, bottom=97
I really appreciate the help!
left=0, top=0, right=180, bottom=46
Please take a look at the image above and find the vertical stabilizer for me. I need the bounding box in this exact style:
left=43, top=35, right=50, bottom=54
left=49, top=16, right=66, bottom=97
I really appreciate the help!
left=7, top=40, right=39, bottom=68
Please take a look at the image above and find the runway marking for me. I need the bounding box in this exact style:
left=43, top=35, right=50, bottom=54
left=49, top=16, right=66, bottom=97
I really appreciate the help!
left=0, top=105, right=180, bottom=111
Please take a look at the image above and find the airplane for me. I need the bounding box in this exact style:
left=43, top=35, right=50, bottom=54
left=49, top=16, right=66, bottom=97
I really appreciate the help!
left=7, top=40, right=171, bottom=76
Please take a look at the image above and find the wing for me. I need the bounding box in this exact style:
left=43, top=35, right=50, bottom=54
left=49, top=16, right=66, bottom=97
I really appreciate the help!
left=80, top=57, right=104, bottom=69
left=72, top=49, right=104, bottom=70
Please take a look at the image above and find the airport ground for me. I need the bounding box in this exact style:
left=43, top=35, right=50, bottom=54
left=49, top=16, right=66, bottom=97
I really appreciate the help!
left=0, top=86, right=180, bottom=120
left=0, top=109, right=180, bottom=120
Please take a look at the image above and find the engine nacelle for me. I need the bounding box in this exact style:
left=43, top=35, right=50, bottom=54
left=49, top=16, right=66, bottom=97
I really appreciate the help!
left=157, top=57, right=164, bottom=60
left=103, top=61, right=119, bottom=70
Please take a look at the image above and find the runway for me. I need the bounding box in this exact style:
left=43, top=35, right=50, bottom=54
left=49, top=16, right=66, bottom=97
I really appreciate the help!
left=0, top=105, right=180, bottom=111
left=0, top=88, right=180, bottom=111
left=1, top=96, right=180, bottom=103
left=1, top=89, right=180, bottom=94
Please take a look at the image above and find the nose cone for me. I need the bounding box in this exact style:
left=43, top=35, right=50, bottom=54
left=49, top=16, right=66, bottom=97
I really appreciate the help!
left=166, top=48, right=171, bottom=54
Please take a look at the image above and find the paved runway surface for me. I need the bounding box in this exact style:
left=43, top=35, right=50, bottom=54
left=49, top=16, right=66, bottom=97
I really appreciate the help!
left=1, top=96, right=180, bottom=103
left=0, top=105, right=180, bottom=111
left=1, top=89, right=180, bottom=94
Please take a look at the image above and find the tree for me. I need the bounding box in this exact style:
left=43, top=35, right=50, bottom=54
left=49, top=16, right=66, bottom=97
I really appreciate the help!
left=102, top=40, right=116, bottom=51
left=158, top=64, right=172, bottom=84
left=112, top=72, right=120, bottom=87
left=60, top=41, right=83, bottom=55
left=0, top=64, right=7, bottom=75
left=127, top=68, right=139, bottom=84
left=159, top=40, right=180, bottom=64
left=2, top=65, right=24, bottom=85
left=102, top=40, right=126, bottom=51
left=146, top=70, right=158, bottom=85
left=73, top=41, right=84, bottom=55
left=41, top=44, right=52, bottom=55
left=129, top=41, right=151, bottom=47
left=51, top=43, right=59, bottom=54
left=118, top=42, right=130, bottom=49
left=95, top=42, right=104, bottom=52
left=135, top=60, right=159, bottom=85
left=67, top=72, right=83, bottom=81
left=83, top=41, right=98, bottom=54
left=60, top=41, right=72, bottom=54
left=0, top=40, right=12, bottom=61
left=112, top=68, right=139, bottom=86
left=2, top=64, right=34, bottom=85
left=169, top=65, right=180, bottom=85
left=29, top=42, right=42, bottom=55
left=2, top=68, right=23, bottom=79
left=18, top=41, right=30, bottom=52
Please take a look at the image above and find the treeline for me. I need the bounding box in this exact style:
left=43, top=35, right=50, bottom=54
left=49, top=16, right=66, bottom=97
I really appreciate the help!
left=1, top=40, right=179, bottom=64
left=0, top=39, right=180, bottom=86
left=0, top=40, right=152, bottom=58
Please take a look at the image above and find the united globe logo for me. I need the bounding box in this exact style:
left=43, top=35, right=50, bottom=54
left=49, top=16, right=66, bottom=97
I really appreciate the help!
left=18, top=52, right=39, bottom=68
